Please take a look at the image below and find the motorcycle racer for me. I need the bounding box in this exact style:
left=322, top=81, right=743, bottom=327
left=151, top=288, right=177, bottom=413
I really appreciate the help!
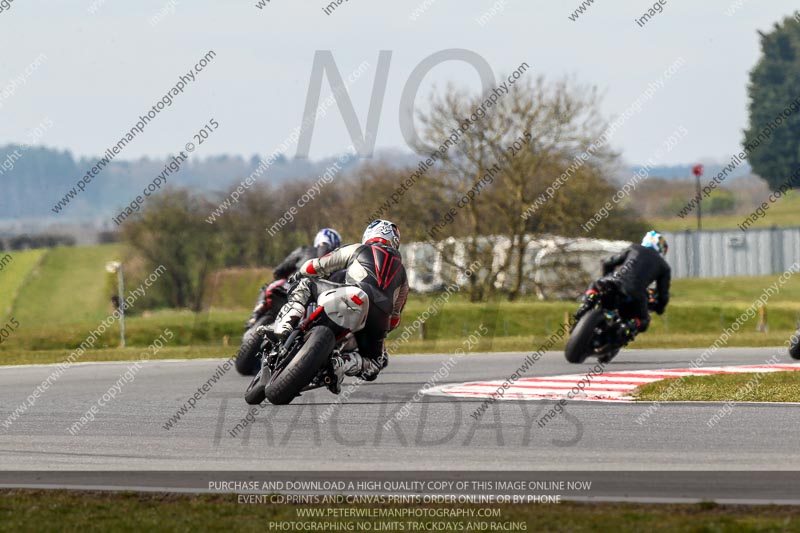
left=269, top=220, right=408, bottom=393
left=574, top=230, right=671, bottom=346
left=245, top=228, right=342, bottom=329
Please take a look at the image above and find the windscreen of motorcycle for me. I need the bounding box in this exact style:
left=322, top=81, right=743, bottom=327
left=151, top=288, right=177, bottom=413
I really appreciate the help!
left=317, top=286, right=370, bottom=332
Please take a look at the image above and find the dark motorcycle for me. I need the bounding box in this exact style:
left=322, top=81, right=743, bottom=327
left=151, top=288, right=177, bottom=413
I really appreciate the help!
left=565, top=279, right=658, bottom=365
left=244, top=281, right=370, bottom=405
left=235, top=279, right=289, bottom=376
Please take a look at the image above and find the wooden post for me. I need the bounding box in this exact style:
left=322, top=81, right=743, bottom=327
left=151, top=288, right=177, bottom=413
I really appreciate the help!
left=756, top=305, right=768, bottom=333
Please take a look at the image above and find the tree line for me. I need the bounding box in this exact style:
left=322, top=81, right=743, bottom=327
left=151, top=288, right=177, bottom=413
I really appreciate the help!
left=119, top=77, right=649, bottom=309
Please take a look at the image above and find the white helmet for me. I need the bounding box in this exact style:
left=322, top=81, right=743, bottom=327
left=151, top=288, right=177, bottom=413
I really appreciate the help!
left=313, top=228, right=341, bottom=253
left=362, top=219, right=400, bottom=250
left=641, top=230, right=668, bottom=257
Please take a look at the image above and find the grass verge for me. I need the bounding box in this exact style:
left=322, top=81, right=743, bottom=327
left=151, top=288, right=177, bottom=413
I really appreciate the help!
left=0, top=346, right=232, bottom=367
left=633, top=371, right=800, bottom=402
left=12, top=244, right=122, bottom=326
left=2, top=299, right=799, bottom=354
left=0, top=249, right=46, bottom=322
left=4, top=255, right=800, bottom=363
left=2, top=490, right=800, bottom=532
left=650, top=190, right=800, bottom=231
left=0, top=332, right=796, bottom=366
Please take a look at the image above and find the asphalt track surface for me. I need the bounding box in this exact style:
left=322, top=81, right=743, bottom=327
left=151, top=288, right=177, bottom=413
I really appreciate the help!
left=1, top=346, right=798, bottom=476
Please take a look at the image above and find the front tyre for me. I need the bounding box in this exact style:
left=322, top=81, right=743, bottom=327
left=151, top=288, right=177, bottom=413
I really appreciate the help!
left=565, top=309, right=605, bottom=364
left=244, top=370, right=267, bottom=405
left=598, top=348, right=620, bottom=364
left=265, top=326, right=336, bottom=405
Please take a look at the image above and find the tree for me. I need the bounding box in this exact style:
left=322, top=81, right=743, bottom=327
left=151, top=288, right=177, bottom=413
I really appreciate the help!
left=744, top=13, right=800, bottom=191
left=121, top=190, right=225, bottom=311
left=413, top=76, right=645, bottom=300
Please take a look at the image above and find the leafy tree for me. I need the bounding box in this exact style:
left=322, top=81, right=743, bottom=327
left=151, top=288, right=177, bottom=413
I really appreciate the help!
left=121, top=190, right=225, bottom=311
left=744, top=13, right=800, bottom=191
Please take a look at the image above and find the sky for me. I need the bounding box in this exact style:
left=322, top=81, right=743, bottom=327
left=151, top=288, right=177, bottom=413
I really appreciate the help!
left=0, top=0, right=797, bottom=167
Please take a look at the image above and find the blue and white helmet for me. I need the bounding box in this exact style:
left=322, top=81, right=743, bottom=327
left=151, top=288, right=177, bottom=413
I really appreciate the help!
left=641, top=230, right=668, bottom=257
left=313, top=228, right=342, bottom=254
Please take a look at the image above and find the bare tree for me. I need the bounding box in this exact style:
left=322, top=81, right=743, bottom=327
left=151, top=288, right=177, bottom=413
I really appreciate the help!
left=414, top=76, right=641, bottom=300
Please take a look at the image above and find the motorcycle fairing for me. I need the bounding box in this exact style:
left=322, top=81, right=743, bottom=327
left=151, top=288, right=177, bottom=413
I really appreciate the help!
left=317, top=286, right=370, bottom=332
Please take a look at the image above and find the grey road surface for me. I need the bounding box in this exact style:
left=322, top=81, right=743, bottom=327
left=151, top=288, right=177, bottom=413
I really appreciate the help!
left=0, top=347, right=796, bottom=475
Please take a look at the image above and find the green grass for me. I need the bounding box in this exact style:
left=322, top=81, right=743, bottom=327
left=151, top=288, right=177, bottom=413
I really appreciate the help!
left=0, top=346, right=232, bottom=366
left=12, top=244, right=123, bottom=326
left=2, top=491, right=800, bottom=532
left=671, top=275, right=800, bottom=306
left=634, top=371, right=800, bottom=402
left=651, top=190, right=800, bottom=231
left=206, top=267, right=272, bottom=309
left=2, top=296, right=797, bottom=351
left=0, top=332, right=795, bottom=366
left=0, top=308, right=244, bottom=353
left=393, top=331, right=799, bottom=355
left=2, top=273, right=800, bottom=363
left=2, top=245, right=799, bottom=364
left=0, top=249, right=46, bottom=321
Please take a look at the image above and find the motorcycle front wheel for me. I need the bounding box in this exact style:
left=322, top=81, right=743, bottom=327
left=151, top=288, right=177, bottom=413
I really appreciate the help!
left=265, top=326, right=336, bottom=405
left=565, top=309, right=605, bottom=364
left=244, top=368, right=268, bottom=405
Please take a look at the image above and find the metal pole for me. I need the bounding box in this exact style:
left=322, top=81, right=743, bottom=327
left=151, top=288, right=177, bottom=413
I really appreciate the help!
left=118, top=266, right=126, bottom=348
left=696, top=174, right=702, bottom=231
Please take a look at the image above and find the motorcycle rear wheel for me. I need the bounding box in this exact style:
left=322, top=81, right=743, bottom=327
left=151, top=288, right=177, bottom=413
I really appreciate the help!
left=236, top=314, right=274, bottom=376
left=565, top=309, right=605, bottom=364
left=265, top=326, right=336, bottom=405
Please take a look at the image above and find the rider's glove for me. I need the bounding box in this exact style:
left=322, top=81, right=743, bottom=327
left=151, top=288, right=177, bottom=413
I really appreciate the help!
left=288, top=272, right=303, bottom=285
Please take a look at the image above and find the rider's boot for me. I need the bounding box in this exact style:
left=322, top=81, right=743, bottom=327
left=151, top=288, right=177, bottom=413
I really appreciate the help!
left=327, top=352, right=383, bottom=394
left=615, top=318, right=640, bottom=347
left=362, top=350, right=388, bottom=382
left=573, top=289, right=599, bottom=325
left=327, top=352, right=364, bottom=394
left=270, top=302, right=305, bottom=339
left=268, top=278, right=313, bottom=340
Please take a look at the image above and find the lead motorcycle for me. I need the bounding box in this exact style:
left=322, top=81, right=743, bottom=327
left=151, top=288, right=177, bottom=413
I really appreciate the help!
left=235, top=279, right=289, bottom=376
left=244, top=280, right=370, bottom=405
left=565, top=278, right=658, bottom=364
